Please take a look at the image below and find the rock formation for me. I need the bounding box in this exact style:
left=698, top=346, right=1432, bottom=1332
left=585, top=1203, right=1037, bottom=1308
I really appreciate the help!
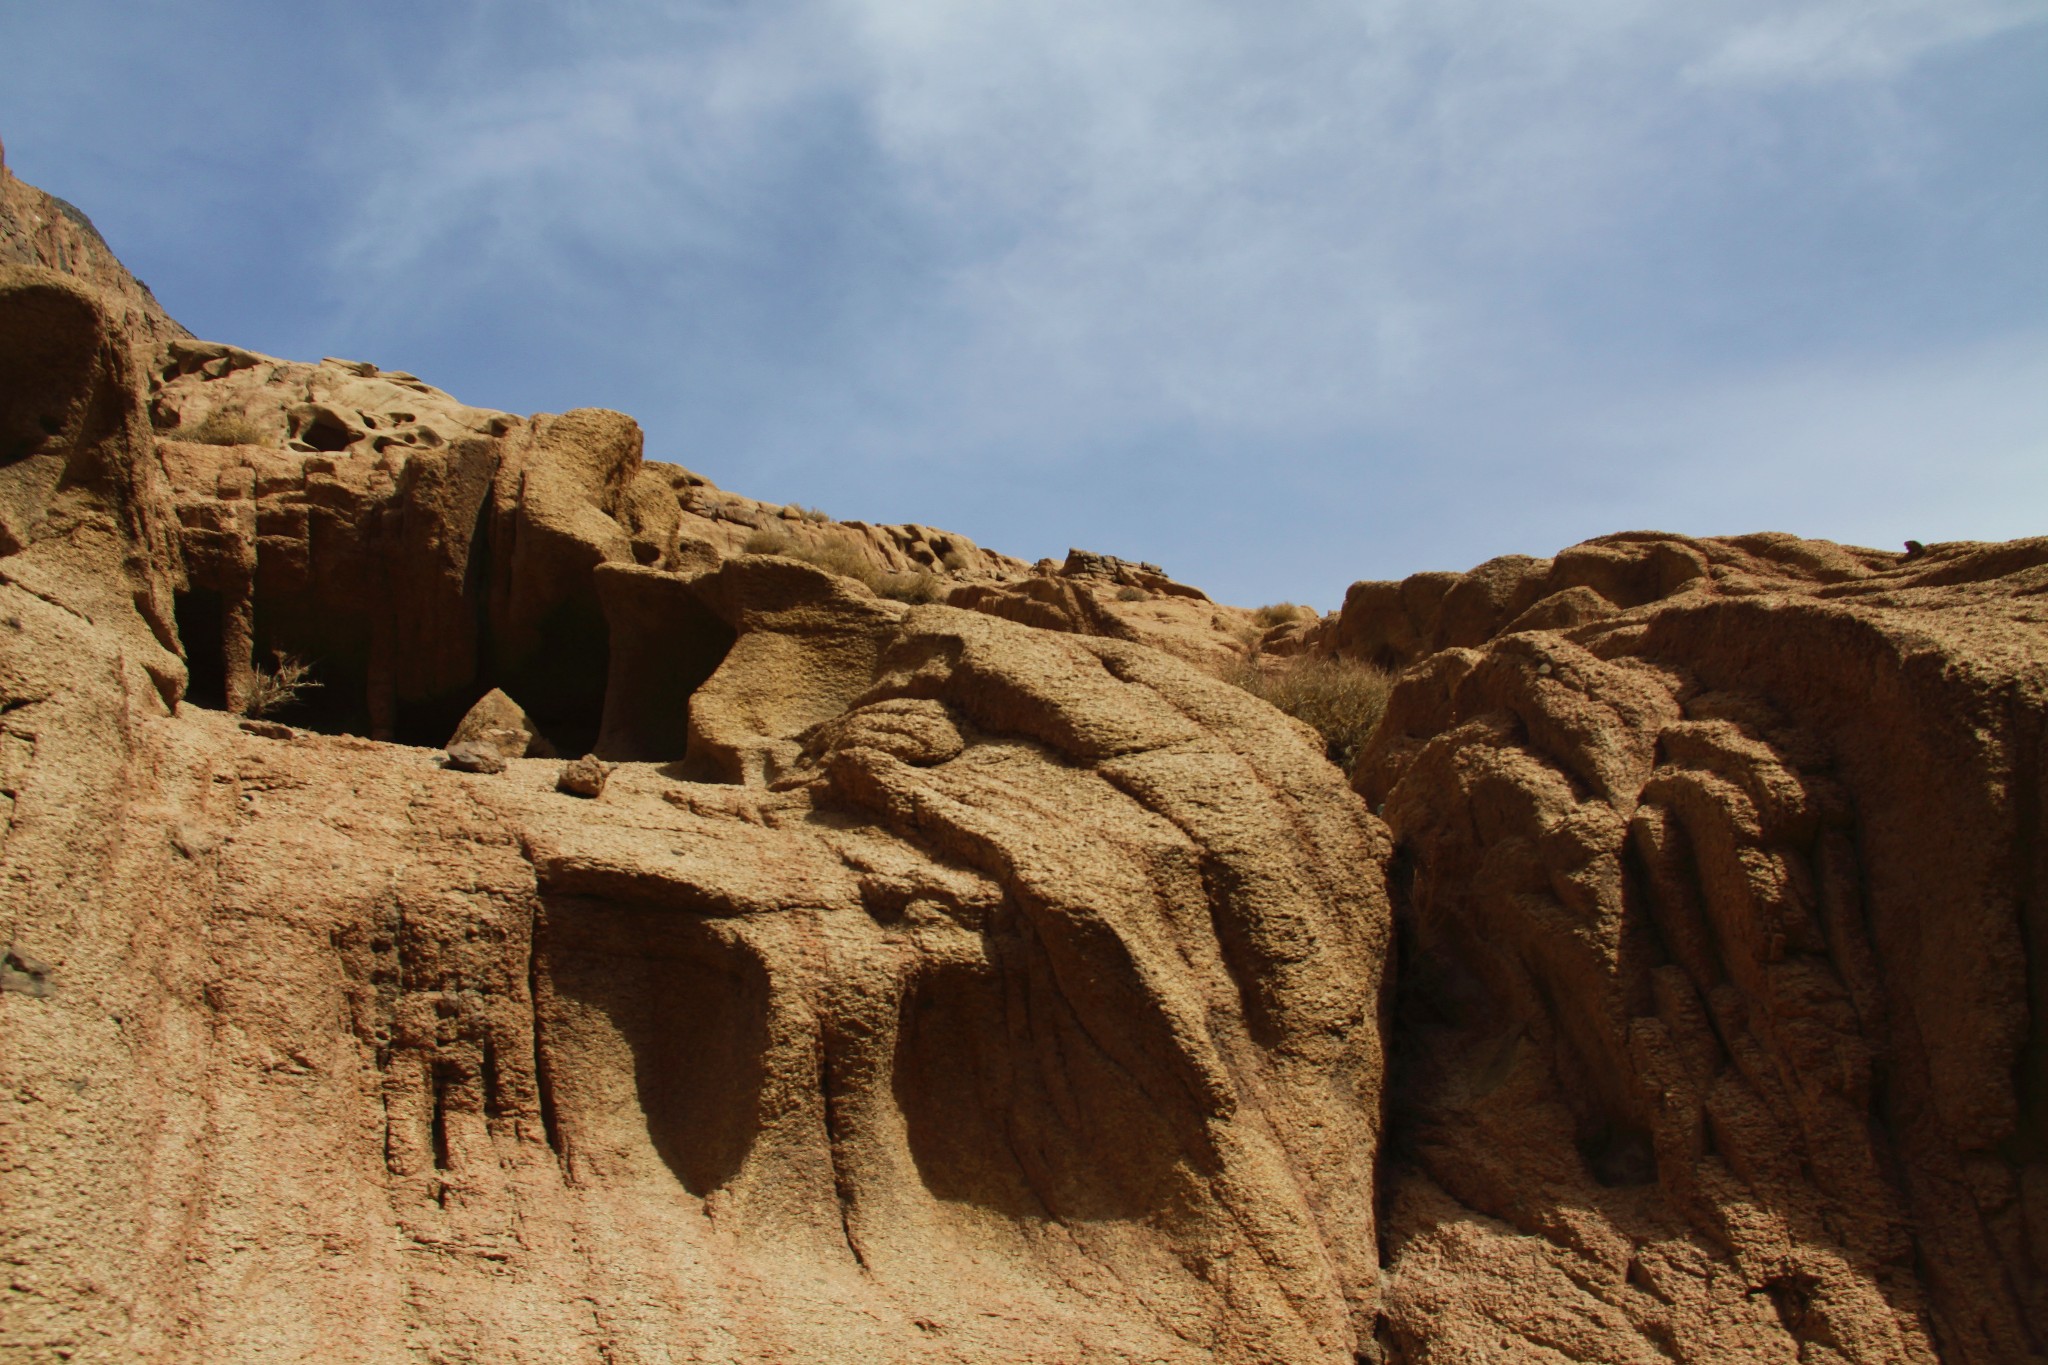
left=2, top=168, right=2043, bottom=1364
left=0, top=141, right=185, bottom=352
left=1349, top=534, right=2048, bottom=1363
left=0, top=262, right=1389, bottom=1363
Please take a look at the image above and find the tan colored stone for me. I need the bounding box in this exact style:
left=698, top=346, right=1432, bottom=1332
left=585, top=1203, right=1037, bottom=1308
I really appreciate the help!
left=5, top=166, right=2046, bottom=1365
left=448, top=687, right=556, bottom=760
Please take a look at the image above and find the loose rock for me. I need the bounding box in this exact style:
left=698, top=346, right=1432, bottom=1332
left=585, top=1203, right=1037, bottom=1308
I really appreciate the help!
left=555, top=754, right=610, bottom=797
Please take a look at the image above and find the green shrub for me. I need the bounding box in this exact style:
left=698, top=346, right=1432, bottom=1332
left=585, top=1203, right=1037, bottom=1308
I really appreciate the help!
left=1223, top=655, right=1393, bottom=769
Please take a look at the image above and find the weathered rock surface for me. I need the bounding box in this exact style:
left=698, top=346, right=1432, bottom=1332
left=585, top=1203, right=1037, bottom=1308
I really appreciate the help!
left=0, top=141, right=186, bottom=352
left=1354, top=534, right=2048, bottom=1363
left=1, top=263, right=1390, bottom=1362
left=3, top=168, right=2045, bottom=1365
left=948, top=547, right=1271, bottom=673
left=144, top=329, right=1031, bottom=750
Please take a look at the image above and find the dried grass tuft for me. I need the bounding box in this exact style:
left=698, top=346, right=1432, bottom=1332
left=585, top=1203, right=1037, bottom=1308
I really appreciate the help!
left=1252, top=602, right=1318, bottom=629
left=743, top=528, right=945, bottom=603
left=1223, top=654, right=1393, bottom=769
left=184, top=409, right=270, bottom=447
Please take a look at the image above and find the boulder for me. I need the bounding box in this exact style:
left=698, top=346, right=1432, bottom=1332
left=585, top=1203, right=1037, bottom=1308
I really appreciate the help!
left=447, top=686, right=555, bottom=760
left=442, top=739, right=507, bottom=774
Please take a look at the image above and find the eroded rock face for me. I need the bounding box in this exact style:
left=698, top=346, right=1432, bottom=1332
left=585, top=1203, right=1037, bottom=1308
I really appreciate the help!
left=146, top=333, right=1031, bottom=749
left=0, top=148, right=186, bottom=351
left=1357, top=538, right=2048, bottom=1363
left=947, top=548, right=1273, bottom=673
left=0, top=265, right=1390, bottom=1362
left=5, top=183, right=2046, bottom=1365
left=1328, top=533, right=1899, bottom=672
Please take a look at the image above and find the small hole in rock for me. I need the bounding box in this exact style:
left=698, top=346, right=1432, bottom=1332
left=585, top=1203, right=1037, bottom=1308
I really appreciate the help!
left=1582, top=1123, right=1658, bottom=1187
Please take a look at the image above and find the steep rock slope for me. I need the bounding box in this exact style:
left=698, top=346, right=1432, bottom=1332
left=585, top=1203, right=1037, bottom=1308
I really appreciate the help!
left=1355, top=534, right=2048, bottom=1362
left=0, top=142, right=185, bottom=351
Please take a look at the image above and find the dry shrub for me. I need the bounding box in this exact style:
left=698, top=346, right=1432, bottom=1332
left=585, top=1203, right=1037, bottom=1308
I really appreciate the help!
left=184, top=409, right=269, bottom=447
left=243, top=651, right=319, bottom=718
left=939, top=547, right=969, bottom=573
left=1252, top=602, right=1317, bottom=628
left=1224, top=654, right=1393, bottom=769
left=743, top=528, right=942, bottom=603
left=1115, top=585, right=1149, bottom=602
left=742, top=525, right=793, bottom=555
left=877, top=570, right=943, bottom=604
left=795, top=505, right=833, bottom=523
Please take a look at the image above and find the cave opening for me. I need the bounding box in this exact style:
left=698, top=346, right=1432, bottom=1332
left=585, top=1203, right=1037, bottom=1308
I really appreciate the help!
left=499, top=595, right=614, bottom=759
left=173, top=588, right=228, bottom=710
left=595, top=591, right=736, bottom=764
left=171, top=558, right=741, bottom=764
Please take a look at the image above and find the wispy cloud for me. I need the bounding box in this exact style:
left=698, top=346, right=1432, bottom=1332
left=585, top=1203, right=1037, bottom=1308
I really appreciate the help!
left=8, top=0, right=2034, bottom=600
left=1687, top=0, right=2047, bottom=85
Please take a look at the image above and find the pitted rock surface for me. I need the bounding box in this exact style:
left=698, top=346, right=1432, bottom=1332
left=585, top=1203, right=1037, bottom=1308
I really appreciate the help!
left=1357, top=535, right=2048, bottom=1364
left=3, top=172, right=2046, bottom=1365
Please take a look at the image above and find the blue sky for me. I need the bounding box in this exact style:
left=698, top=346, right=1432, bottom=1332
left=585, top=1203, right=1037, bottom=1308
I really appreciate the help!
left=3, top=1, right=2043, bottom=606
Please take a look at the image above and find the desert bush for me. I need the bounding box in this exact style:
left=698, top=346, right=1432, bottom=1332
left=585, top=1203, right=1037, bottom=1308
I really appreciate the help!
left=1115, top=585, right=1149, bottom=602
left=243, top=651, right=319, bottom=718
left=742, top=528, right=939, bottom=602
left=742, top=525, right=792, bottom=555
left=796, top=505, right=832, bottom=523
left=877, top=570, right=942, bottom=604
left=1223, top=655, right=1393, bottom=769
left=1252, top=602, right=1317, bottom=629
left=184, top=409, right=270, bottom=447
left=939, top=547, right=969, bottom=573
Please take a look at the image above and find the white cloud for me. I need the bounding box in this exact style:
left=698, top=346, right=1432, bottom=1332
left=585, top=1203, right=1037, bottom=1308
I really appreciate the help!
left=1687, top=0, right=2048, bottom=86
left=316, top=0, right=2045, bottom=508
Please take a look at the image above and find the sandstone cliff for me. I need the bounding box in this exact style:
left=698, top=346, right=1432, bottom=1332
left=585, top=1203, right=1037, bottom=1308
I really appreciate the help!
left=1342, top=535, right=2048, bottom=1361
left=1, top=174, right=2043, bottom=1365
left=0, top=263, right=1390, bottom=1363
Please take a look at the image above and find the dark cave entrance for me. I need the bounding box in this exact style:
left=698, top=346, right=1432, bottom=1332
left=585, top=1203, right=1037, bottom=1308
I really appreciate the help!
left=171, top=562, right=739, bottom=764
left=173, top=588, right=228, bottom=711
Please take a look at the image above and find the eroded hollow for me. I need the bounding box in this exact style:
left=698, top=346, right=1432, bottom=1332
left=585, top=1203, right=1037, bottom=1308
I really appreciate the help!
left=537, top=901, right=769, bottom=1196
left=592, top=564, right=737, bottom=763
left=895, top=942, right=1200, bottom=1222
left=287, top=404, right=357, bottom=453
left=0, top=278, right=97, bottom=467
